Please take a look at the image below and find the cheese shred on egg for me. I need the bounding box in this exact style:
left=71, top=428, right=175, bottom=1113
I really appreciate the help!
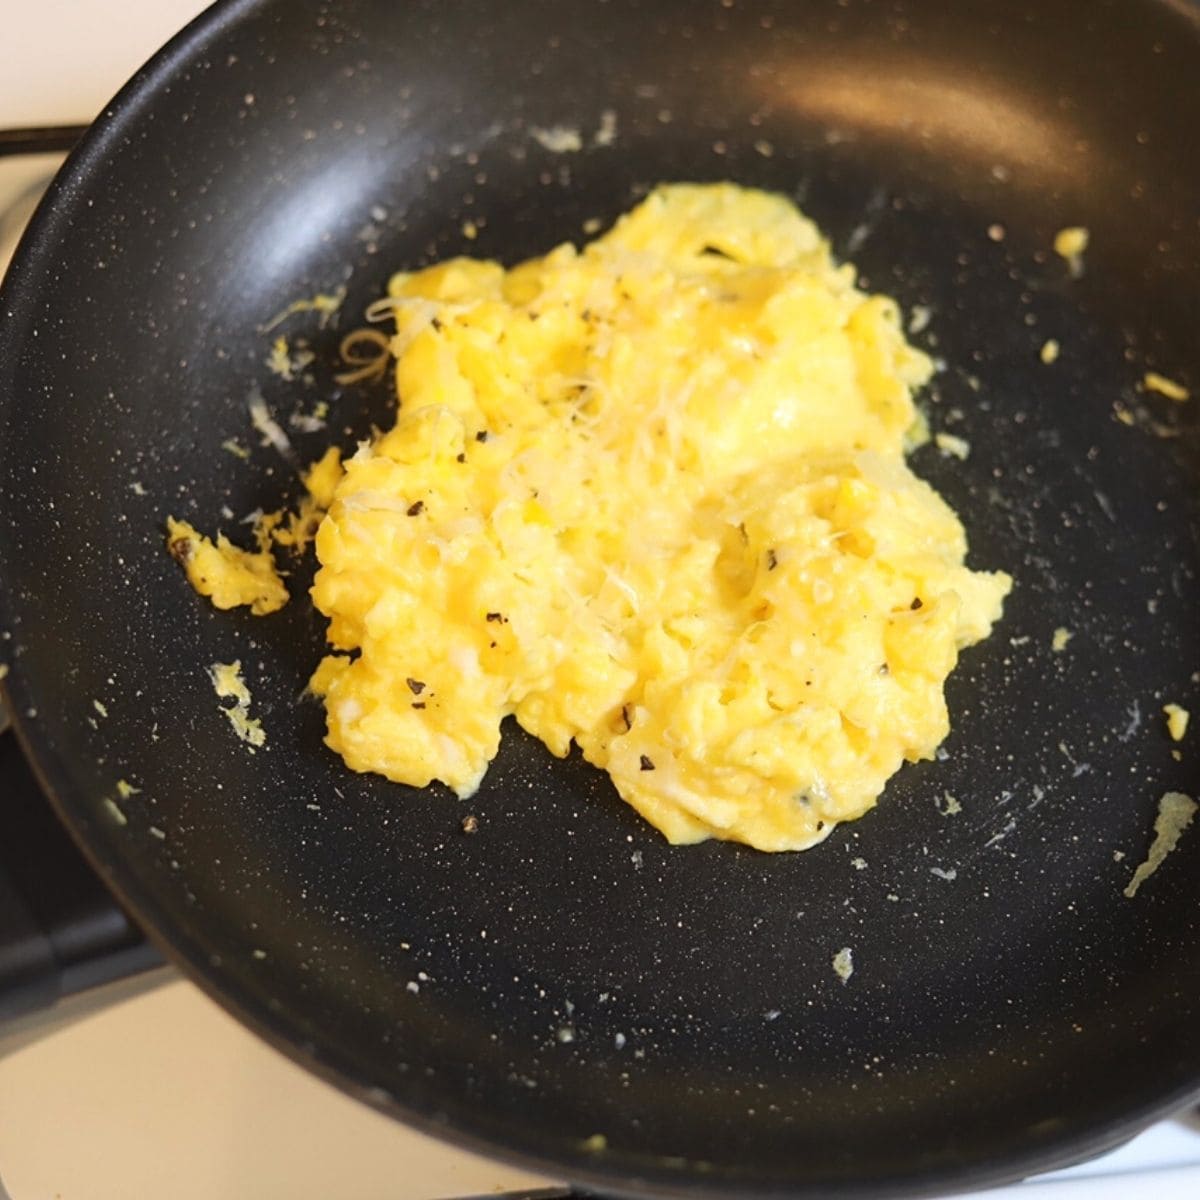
left=308, top=183, right=1011, bottom=851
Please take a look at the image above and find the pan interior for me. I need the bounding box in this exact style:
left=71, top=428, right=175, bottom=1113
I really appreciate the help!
left=0, top=0, right=1198, bottom=1196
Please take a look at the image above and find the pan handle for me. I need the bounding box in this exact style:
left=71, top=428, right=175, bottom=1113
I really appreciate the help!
left=0, top=730, right=161, bottom=1020
left=453, top=1191, right=588, bottom=1199
left=0, top=126, right=90, bottom=158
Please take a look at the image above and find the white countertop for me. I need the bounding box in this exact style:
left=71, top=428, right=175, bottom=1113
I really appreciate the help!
left=2, top=3, right=1199, bottom=1198
left=0, top=975, right=552, bottom=1200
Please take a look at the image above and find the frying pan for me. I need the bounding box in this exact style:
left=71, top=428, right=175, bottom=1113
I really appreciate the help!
left=1, top=0, right=1198, bottom=1195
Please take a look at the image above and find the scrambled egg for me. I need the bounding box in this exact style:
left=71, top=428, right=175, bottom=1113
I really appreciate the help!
left=305, top=183, right=1011, bottom=851
left=167, top=516, right=288, bottom=615
left=165, top=446, right=341, bottom=615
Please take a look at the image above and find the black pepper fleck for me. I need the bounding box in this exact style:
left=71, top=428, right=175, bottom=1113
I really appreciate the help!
left=406, top=678, right=426, bottom=695
left=766, top=548, right=778, bottom=571
left=486, top=612, right=506, bottom=623
left=456, top=452, right=466, bottom=463
left=640, top=755, right=655, bottom=771
left=621, top=705, right=632, bottom=731
left=475, top=430, right=489, bottom=442
left=406, top=500, right=424, bottom=517
left=412, top=701, right=426, bottom=710
left=911, top=597, right=923, bottom=610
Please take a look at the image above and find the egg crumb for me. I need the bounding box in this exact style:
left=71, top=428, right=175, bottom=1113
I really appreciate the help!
left=102, top=797, right=128, bottom=826
left=266, top=335, right=315, bottom=381
left=1143, top=371, right=1190, bottom=402
left=1053, top=226, right=1089, bottom=277
left=934, top=432, right=970, bottom=460
left=167, top=448, right=342, bottom=611
left=1040, top=339, right=1060, bottom=364
left=1124, top=791, right=1196, bottom=898
left=291, top=399, right=330, bottom=434
left=1163, top=703, right=1189, bottom=742
left=938, top=791, right=962, bottom=816
left=210, top=661, right=266, bottom=750
left=1051, top=627, right=1073, bottom=652
left=530, top=125, right=583, bottom=153
left=307, top=184, right=1010, bottom=852
left=167, top=517, right=289, bottom=615
left=593, top=110, right=618, bottom=148
left=832, top=947, right=854, bottom=983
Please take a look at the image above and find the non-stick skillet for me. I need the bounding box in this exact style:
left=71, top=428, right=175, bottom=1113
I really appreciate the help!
left=1, top=0, right=1199, bottom=1196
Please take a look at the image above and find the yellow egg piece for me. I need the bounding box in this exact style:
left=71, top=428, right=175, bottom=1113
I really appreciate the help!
left=166, top=517, right=288, bottom=616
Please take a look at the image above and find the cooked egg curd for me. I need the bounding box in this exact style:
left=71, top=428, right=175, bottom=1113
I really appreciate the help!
left=166, top=446, right=341, bottom=615
left=304, top=183, right=1010, bottom=851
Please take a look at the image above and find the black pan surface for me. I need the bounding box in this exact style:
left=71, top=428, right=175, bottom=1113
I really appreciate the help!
left=1, top=1, right=1199, bottom=1196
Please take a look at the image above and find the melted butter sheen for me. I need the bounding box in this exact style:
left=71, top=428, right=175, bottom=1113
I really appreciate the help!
left=309, top=183, right=1011, bottom=851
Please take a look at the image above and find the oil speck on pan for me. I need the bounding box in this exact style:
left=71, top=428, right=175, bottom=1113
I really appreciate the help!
left=1124, top=792, right=1197, bottom=899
